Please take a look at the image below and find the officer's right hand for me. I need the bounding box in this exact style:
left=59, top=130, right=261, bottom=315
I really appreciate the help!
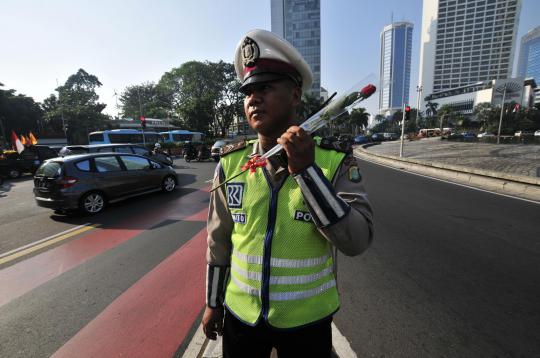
left=202, top=306, right=224, bottom=340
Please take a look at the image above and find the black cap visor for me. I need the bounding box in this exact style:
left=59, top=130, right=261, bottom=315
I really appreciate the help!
left=239, top=73, right=301, bottom=94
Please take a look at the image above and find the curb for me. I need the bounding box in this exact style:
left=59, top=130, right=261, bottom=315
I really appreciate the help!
left=355, top=145, right=540, bottom=203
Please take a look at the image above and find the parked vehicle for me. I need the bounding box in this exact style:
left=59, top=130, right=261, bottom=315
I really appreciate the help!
left=371, top=133, right=384, bottom=142
left=88, top=129, right=162, bottom=145
left=462, top=132, right=477, bottom=140
left=0, top=145, right=59, bottom=178
left=514, top=131, right=534, bottom=137
left=477, top=132, right=495, bottom=138
left=338, top=134, right=355, bottom=144
left=383, top=132, right=399, bottom=141
left=353, top=135, right=370, bottom=144
left=535, top=130, right=540, bottom=137
left=59, top=144, right=173, bottom=166
left=33, top=153, right=178, bottom=215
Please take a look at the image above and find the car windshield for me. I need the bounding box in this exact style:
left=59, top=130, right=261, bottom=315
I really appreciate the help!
left=35, top=161, right=63, bottom=178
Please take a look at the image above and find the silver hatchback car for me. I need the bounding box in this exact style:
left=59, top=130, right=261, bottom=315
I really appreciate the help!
left=33, top=153, right=178, bottom=215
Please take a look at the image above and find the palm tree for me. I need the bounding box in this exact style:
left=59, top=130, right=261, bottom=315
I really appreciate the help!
left=348, top=107, right=370, bottom=134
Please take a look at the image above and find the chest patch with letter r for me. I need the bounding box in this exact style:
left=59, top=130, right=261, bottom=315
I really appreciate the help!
left=227, top=183, right=244, bottom=208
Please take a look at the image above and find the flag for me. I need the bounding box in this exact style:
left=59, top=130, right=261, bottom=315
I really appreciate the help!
left=20, top=135, right=27, bottom=146
left=11, top=131, right=24, bottom=154
left=29, top=132, right=38, bottom=145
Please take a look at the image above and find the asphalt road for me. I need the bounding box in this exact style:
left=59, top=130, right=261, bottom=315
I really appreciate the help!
left=335, top=158, right=540, bottom=357
left=1, top=155, right=539, bottom=357
left=0, top=158, right=217, bottom=357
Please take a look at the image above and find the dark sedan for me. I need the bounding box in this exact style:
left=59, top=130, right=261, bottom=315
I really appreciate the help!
left=33, top=153, right=178, bottom=215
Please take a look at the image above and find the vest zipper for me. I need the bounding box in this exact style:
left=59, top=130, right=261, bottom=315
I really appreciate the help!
left=261, top=169, right=286, bottom=321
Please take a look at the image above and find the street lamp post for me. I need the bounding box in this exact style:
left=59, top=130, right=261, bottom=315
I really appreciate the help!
left=496, top=84, right=507, bottom=145
left=416, top=85, right=423, bottom=129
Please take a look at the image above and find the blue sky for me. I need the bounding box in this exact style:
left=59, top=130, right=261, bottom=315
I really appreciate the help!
left=1, top=0, right=539, bottom=119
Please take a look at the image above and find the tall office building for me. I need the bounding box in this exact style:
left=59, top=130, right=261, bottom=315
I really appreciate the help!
left=379, top=22, right=414, bottom=116
left=271, top=0, right=321, bottom=99
left=418, top=0, right=521, bottom=109
left=517, top=26, right=540, bottom=81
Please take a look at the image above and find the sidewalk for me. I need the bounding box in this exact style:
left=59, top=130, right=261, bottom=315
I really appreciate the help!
left=363, top=137, right=540, bottom=178
left=355, top=138, right=540, bottom=202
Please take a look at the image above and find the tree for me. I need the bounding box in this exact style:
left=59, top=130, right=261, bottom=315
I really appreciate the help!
left=51, top=69, right=108, bottom=144
left=119, top=82, right=171, bottom=119
left=297, top=93, right=323, bottom=121
left=473, top=102, right=497, bottom=131
left=348, top=107, right=370, bottom=134
left=41, top=94, right=64, bottom=135
left=158, top=61, right=220, bottom=133
left=0, top=83, right=43, bottom=147
left=211, top=61, right=244, bottom=137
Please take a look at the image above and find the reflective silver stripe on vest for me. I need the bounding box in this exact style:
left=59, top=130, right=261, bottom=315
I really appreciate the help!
left=232, top=261, right=334, bottom=285
left=306, top=166, right=346, bottom=218
left=231, top=275, right=336, bottom=301
left=233, top=250, right=329, bottom=268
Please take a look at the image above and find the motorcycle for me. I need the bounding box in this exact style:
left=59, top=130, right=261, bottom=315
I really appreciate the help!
left=151, top=151, right=174, bottom=166
left=184, top=145, right=211, bottom=162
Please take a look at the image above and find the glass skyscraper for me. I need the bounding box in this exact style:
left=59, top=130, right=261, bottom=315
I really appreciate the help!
left=517, top=26, right=540, bottom=82
left=271, top=0, right=321, bottom=99
left=379, top=22, right=414, bottom=116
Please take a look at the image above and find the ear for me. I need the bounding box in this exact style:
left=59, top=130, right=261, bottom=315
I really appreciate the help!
left=291, top=85, right=302, bottom=107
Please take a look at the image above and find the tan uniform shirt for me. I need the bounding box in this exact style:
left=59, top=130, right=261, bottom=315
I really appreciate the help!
left=206, top=141, right=374, bottom=266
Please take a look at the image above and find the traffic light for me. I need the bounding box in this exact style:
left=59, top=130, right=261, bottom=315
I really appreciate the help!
left=404, top=105, right=411, bottom=121
left=140, top=116, right=146, bottom=129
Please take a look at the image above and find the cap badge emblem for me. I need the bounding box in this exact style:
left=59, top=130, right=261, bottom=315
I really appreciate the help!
left=241, top=37, right=260, bottom=67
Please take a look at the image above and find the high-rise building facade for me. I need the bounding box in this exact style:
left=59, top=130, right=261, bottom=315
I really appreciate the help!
left=379, top=22, right=414, bottom=116
left=419, top=0, right=521, bottom=109
left=271, top=0, right=321, bottom=99
left=517, top=26, right=540, bottom=81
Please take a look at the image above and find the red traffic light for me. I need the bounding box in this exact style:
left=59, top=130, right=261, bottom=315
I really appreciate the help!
left=405, top=106, right=411, bottom=112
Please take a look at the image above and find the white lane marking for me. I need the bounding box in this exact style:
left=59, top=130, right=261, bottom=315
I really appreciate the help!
left=0, top=223, right=92, bottom=259
left=358, top=156, right=540, bottom=205
left=332, top=322, right=357, bottom=358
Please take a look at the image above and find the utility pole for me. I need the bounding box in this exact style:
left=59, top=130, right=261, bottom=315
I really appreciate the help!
left=56, top=79, right=68, bottom=144
left=137, top=87, right=146, bottom=146
left=496, top=84, right=507, bottom=145
left=400, top=105, right=406, bottom=157
left=416, top=85, right=423, bottom=129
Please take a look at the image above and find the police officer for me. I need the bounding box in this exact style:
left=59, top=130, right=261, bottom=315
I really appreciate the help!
left=202, top=29, right=374, bottom=357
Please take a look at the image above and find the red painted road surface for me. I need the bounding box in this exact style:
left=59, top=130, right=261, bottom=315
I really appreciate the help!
left=52, top=227, right=207, bottom=358
left=1, top=187, right=211, bottom=357
left=0, top=189, right=209, bottom=307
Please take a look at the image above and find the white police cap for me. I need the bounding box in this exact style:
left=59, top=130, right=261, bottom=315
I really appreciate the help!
left=234, top=29, right=313, bottom=93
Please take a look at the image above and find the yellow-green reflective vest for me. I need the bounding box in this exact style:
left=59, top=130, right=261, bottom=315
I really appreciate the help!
left=220, top=140, right=346, bottom=329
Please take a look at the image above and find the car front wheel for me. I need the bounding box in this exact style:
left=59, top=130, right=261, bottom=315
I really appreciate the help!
left=80, top=191, right=106, bottom=214
left=162, top=176, right=176, bottom=192
left=8, top=168, right=21, bottom=179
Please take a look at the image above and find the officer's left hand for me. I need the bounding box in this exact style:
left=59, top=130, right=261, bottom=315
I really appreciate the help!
left=277, top=126, right=314, bottom=174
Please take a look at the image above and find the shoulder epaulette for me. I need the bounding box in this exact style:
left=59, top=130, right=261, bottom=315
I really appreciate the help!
left=317, top=137, right=352, bottom=154
left=220, top=140, right=249, bottom=157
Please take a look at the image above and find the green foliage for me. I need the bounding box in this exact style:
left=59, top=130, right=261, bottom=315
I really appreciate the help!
left=156, top=60, right=243, bottom=136
left=52, top=69, right=109, bottom=144
left=119, top=82, right=171, bottom=119
left=297, top=93, right=323, bottom=121
left=0, top=83, right=43, bottom=146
